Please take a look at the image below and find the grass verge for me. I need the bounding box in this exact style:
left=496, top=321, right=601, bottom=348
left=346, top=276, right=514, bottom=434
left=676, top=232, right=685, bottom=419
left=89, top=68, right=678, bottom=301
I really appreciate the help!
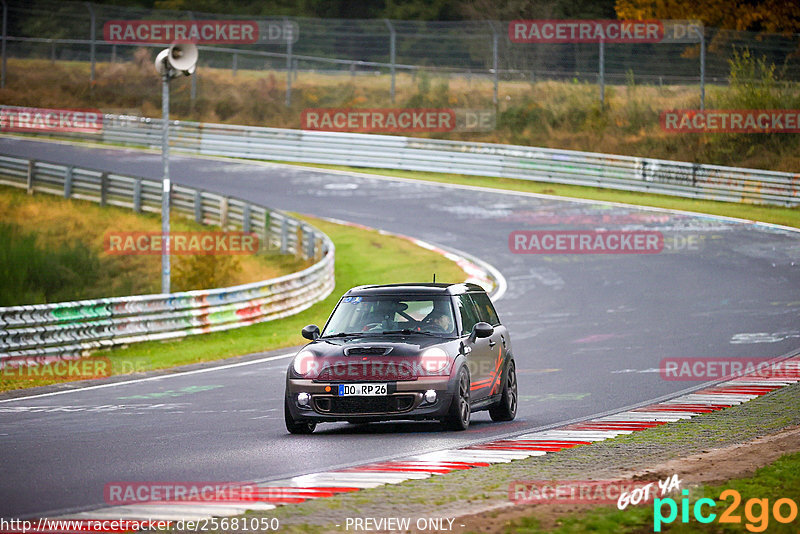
left=503, top=451, right=800, bottom=533
left=0, top=185, right=309, bottom=304
left=0, top=215, right=468, bottom=392
left=239, top=380, right=800, bottom=532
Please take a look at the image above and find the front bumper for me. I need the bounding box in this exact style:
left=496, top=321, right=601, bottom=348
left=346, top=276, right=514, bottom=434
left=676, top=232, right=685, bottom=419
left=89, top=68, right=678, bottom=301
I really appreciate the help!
left=285, top=376, right=456, bottom=423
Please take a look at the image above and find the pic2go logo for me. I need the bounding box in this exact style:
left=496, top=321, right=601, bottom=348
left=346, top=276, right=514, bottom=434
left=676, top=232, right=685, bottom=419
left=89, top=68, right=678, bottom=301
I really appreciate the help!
left=654, top=489, right=799, bottom=532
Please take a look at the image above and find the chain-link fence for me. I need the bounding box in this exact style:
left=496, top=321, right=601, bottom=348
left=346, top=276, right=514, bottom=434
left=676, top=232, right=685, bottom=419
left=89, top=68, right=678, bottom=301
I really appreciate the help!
left=2, top=0, right=799, bottom=107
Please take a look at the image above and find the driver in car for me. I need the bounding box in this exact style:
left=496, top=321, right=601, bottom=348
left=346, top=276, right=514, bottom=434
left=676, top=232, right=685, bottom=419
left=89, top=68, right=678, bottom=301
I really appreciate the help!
left=422, top=302, right=453, bottom=332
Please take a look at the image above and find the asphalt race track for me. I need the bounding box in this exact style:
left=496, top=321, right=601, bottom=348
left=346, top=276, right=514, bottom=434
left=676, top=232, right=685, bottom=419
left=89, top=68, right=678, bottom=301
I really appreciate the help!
left=1, top=137, right=799, bottom=518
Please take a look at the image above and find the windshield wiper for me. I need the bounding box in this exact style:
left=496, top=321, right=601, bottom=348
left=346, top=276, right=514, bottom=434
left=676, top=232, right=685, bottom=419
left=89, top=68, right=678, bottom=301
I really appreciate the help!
left=381, top=329, right=448, bottom=337
left=321, top=332, right=362, bottom=338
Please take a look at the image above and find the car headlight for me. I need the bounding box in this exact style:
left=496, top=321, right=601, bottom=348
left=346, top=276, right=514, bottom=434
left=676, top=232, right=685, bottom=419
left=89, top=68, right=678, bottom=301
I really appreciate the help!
left=292, top=350, right=317, bottom=377
left=420, top=347, right=449, bottom=374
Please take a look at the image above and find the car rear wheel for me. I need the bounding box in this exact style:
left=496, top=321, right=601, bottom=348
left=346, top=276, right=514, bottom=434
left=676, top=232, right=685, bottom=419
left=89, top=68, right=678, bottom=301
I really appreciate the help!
left=489, top=359, right=517, bottom=422
left=285, top=397, right=316, bottom=434
left=443, top=366, right=471, bottom=430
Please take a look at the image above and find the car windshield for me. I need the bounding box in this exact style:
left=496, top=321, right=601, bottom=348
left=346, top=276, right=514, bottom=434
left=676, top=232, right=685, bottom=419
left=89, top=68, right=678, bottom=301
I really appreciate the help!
left=321, top=295, right=457, bottom=337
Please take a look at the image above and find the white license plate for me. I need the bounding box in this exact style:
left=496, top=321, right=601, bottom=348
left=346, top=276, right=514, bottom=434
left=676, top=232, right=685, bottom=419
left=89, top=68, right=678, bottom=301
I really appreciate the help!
left=338, top=383, right=388, bottom=396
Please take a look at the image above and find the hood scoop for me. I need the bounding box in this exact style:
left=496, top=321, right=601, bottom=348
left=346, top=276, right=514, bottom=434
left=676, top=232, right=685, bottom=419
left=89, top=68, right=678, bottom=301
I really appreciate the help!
left=345, top=346, right=393, bottom=356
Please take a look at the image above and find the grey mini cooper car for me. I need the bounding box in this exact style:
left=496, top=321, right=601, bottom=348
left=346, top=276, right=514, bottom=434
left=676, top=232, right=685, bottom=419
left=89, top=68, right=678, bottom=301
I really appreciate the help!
left=284, top=283, right=517, bottom=433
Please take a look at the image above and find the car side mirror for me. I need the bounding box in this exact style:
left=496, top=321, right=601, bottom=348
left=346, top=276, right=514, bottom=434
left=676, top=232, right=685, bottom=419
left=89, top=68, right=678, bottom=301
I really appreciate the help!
left=469, top=321, right=494, bottom=342
left=302, top=324, right=320, bottom=340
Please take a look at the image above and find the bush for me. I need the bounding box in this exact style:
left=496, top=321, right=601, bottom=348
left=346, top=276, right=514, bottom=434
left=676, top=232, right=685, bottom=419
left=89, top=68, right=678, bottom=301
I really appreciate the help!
left=703, top=47, right=800, bottom=165
left=0, top=222, right=101, bottom=305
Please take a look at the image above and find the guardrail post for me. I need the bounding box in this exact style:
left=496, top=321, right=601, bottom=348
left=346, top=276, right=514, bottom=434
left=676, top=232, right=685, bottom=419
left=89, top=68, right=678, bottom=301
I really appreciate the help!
left=26, top=160, right=34, bottom=194
left=384, top=19, right=396, bottom=103
left=232, top=52, right=237, bottom=76
left=306, top=226, right=315, bottom=259
left=1, top=0, right=7, bottom=89
left=111, top=44, right=116, bottom=63
left=280, top=217, right=289, bottom=253
left=99, top=172, right=108, bottom=206
left=242, top=204, right=251, bottom=233
left=194, top=190, right=202, bottom=223
left=64, top=166, right=73, bottom=198
left=85, top=2, right=95, bottom=87
left=262, top=211, right=271, bottom=251
left=219, top=197, right=229, bottom=229
left=133, top=178, right=142, bottom=213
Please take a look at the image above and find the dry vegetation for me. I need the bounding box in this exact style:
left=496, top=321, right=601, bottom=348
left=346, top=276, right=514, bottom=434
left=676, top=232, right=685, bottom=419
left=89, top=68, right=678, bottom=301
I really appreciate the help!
left=1, top=49, right=799, bottom=172
left=0, top=187, right=310, bottom=304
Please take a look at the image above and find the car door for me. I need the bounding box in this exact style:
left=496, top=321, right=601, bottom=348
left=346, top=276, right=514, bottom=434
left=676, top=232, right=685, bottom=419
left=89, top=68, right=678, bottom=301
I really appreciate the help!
left=470, top=291, right=508, bottom=397
left=456, top=294, right=494, bottom=401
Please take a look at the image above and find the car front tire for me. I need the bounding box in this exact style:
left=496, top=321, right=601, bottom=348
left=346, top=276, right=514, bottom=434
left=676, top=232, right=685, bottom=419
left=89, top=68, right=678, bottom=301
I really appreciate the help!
left=285, top=397, right=316, bottom=434
left=443, top=366, right=471, bottom=431
left=489, top=359, right=517, bottom=422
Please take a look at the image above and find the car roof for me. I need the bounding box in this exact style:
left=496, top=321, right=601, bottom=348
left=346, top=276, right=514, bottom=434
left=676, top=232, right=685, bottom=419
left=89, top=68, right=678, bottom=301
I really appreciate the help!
left=345, top=283, right=487, bottom=296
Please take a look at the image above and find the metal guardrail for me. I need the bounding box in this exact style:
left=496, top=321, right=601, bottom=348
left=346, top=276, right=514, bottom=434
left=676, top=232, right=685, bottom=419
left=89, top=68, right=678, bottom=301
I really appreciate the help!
left=0, top=154, right=335, bottom=366
left=23, top=111, right=798, bottom=206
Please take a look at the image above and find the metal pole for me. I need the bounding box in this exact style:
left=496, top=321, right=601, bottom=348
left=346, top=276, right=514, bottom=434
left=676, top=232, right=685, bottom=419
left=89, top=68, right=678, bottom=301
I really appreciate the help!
left=700, top=30, right=706, bottom=111
left=1, top=0, right=7, bottom=89
left=161, top=73, right=171, bottom=294
left=189, top=11, right=196, bottom=107
left=190, top=65, right=197, bottom=108
left=86, top=2, right=95, bottom=85
left=232, top=52, right=237, bottom=76
left=384, top=19, right=396, bottom=103
left=285, top=17, right=292, bottom=107
left=599, top=39, right=605, bottom=107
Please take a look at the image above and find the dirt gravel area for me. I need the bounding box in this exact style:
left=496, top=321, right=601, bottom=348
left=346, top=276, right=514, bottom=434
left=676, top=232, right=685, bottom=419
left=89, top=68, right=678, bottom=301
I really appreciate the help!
left=457, top=423, right=800, bottom=533
left=261, top=381, right=800, bottom=533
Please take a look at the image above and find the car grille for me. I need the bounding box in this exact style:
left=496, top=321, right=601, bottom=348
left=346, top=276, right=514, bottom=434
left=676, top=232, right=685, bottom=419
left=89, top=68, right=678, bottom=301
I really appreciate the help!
left=315, top=364, right=418, bottom=382
left=314, top=395, right=416, bottom=414
left=345, top=346, right=393, bottom=356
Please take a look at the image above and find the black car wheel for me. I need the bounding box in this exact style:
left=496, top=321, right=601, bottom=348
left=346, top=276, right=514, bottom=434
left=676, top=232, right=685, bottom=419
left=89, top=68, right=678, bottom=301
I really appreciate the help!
left=285, top=397, right=316, bottom=434
left=443, top=366, right=471, bottom=430
left=489, top=359, right=517, bottom=422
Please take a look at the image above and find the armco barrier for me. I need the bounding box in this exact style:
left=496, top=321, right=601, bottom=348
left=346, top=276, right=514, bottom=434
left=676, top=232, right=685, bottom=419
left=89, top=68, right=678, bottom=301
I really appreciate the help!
left=0, top=154, right=335, bottom=366
left=6, top=109, right=798, bottom=206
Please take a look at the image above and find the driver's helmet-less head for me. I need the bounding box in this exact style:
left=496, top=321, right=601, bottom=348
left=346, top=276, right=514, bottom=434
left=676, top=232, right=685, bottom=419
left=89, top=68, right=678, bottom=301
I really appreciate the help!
left=426, top=300, right=453, bottom=330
